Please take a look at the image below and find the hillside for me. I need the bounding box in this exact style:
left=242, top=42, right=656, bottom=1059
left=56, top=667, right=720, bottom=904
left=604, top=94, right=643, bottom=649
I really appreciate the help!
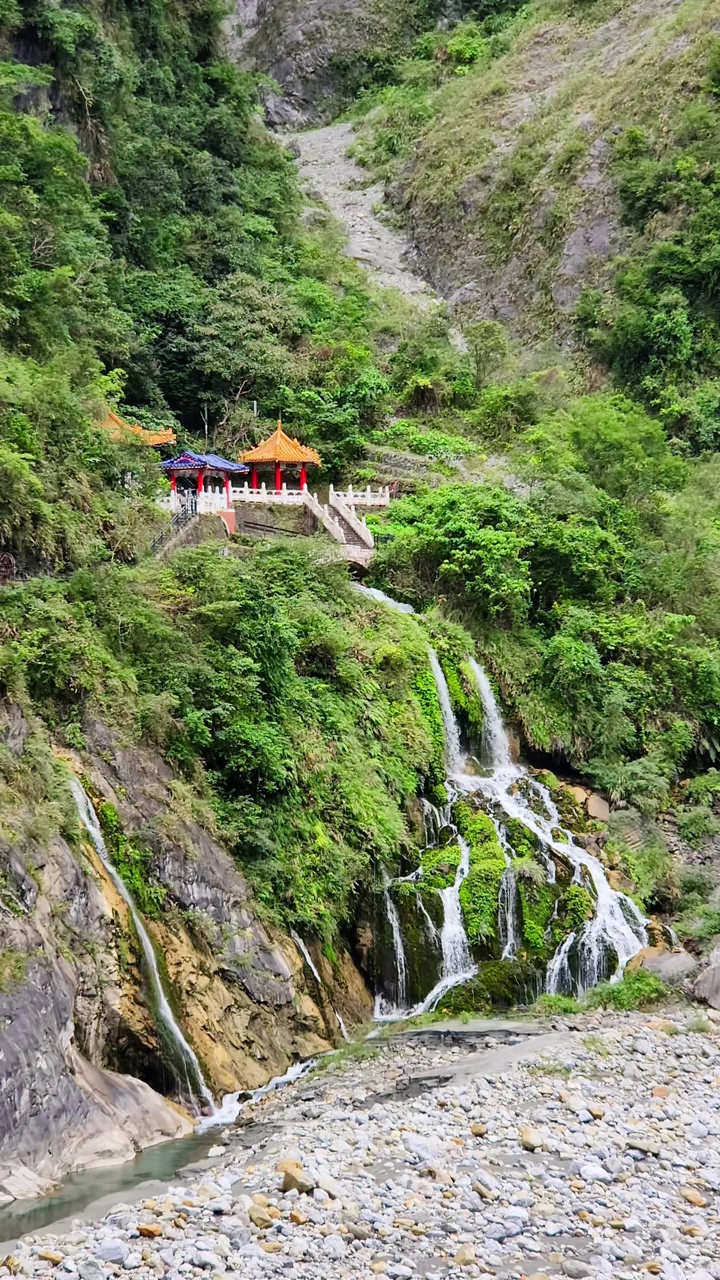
left=1, top=0, right=720, bottom=1204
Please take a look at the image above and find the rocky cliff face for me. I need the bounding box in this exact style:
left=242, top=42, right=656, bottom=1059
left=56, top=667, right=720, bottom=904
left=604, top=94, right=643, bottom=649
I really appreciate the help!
left=228, top=1, right=466, bottom=124
left=0, top=703, right=372, bottom=1201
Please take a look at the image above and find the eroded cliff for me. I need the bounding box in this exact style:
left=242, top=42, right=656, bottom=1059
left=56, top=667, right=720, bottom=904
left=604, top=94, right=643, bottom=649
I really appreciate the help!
left=0, top=702, right=371, bottom=1201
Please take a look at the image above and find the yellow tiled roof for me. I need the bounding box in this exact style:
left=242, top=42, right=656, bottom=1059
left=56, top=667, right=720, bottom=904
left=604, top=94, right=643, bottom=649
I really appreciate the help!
left=101, top=409, right=176, bottom=447
left=240, top=422, right=321, bottom=466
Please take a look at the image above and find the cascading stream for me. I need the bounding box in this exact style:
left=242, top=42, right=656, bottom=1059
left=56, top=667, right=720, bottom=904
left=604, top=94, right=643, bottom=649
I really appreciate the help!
left=462, top=667, right=648, bottom=995
left=356, top=583, right=647, bottom=1009
left=291, top=931, right=350, bottom=1042
left=374, top=872, right=410, bottom=1018
left=70, top=779, right=215, bottom=1114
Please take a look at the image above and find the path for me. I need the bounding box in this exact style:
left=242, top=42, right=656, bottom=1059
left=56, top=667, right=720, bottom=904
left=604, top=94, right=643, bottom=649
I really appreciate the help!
left=292, top=123, right=436, bottom=303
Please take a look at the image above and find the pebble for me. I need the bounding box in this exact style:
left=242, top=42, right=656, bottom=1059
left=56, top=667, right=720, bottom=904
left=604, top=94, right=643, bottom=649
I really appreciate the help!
left=5, top=1008, right=719, bottom=1280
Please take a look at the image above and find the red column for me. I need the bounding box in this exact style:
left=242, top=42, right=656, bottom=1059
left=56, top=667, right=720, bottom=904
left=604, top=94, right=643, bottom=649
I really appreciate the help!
left=299, top=464, right=307, bottom=490
left=224, top=475, right=231, bottom=507
left=196, top=469, right=204, bottom=496
left=251, top=466, right=258, bottom=491
left=275, top=462, right=282, bottom=493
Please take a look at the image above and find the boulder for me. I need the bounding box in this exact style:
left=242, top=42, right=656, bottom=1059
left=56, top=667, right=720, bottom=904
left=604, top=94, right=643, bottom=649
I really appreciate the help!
left=694, top=965, right=720, bottom=1010
left=586, top=792, right=610, bottom=821
left=628, top=945, right=697, bottom=985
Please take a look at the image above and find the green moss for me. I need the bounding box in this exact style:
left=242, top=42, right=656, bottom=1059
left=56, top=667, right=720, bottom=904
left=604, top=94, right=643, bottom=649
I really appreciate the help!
left=533, top=993, right=578, bottom=1015
left=419, top=843, right=461, bottom=891
left=563, top=884, right=595, bottom=931
left=454, top=802, right=505, bottom=947
left=95, top=800, right=167, bottom=920
left=436, top=957, right=542, bottom=1014
left=505, top=818, right=539, bottom=860
left=443, top=658, right=484, bottom=741
left=0, top=948, right=27, bottom=992
left=412, top=665, right=447, bottom=792
left=517, top=877, right=556, bottom=955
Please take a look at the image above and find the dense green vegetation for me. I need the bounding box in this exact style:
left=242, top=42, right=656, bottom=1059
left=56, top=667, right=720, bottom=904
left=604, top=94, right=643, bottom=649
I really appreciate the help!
left=370, top=392, right=720, bottom=813
left=1, top=543, right=448, bottom=939
left=0, top=0, right=418, bottom=573
left=2, top=0, right=720, bottom=972
left=579, top=46, right=720, bottom=448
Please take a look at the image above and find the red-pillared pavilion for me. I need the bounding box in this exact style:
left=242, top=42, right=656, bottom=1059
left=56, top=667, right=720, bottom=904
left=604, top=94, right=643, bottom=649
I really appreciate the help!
left=240, top=422, right=321, bottom=492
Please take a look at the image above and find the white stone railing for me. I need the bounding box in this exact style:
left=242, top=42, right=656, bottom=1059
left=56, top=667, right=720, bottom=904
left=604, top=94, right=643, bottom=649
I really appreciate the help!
left=328, top=487, right=374, bottom=550
left=231, top=483, right=347, bottom=545
left=197, top=490, right=231, bottom=514
left=333, top=484, right=390, bottom=509
left=231, top=482, right=305, bottom=506
left=302, top=489, right=346, bottom=545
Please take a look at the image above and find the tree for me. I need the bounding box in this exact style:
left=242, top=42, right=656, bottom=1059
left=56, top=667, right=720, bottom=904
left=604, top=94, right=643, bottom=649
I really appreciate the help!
left=462, top=318, right=509, bottom=389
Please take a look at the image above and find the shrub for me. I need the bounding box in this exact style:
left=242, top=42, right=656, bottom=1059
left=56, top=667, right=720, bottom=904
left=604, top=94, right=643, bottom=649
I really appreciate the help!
left=585, top=969, right=666, bottom=1011
left=678, top=805, right=720, bottom=849
left=533, top=993, right=578, bottom=1015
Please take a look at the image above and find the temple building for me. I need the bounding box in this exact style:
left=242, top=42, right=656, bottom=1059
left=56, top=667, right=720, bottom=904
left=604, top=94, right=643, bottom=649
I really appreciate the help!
left=240, top=422, right=321, bottom=492
left=160, top=451, right=248, bottom=513
left=101, top=408, right=177, bottom=447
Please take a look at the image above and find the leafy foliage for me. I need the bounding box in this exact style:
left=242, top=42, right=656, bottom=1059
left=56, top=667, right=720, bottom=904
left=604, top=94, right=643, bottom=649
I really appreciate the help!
left=585, top=969, right=666, bottom=1011
left=577, top=46, right=720, bottom=449
left=0, top=545, right=446, bottom=939
left=371, top=393, right=720, bottom=812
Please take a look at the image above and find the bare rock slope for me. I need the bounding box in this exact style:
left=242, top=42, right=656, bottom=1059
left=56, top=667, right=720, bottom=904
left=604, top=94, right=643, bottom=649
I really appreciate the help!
left=0, top=704, right=371, bottom=1201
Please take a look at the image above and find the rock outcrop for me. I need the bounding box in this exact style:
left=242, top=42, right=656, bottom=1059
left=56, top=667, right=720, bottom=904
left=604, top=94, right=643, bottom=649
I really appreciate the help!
left=228, top=1, right=468, bottom=125
left=0, top=703, right=372, bottom=1200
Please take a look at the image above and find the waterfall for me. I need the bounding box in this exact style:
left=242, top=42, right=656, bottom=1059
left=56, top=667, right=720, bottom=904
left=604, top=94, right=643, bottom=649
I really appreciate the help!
left=374, top=872, right=409, bottom=1018
left=70, top=779, right=215, bottom=1113
left=467, top=656, right=512, bottom=770
left=498, top=867, right=520, bottom=959
left=353, top=584, right=415, bottom=614
left=291, top=930, right=351, bottom=1042
left=365, top=587, right=647, bottom=1014
left=438, top=835, right=473, bottom=977
left=416, top=891, right=440, bottom=944
left=492, top=817, right=521, bottom=959
left=463, top=664, right=648, bottom=995
left=428, top=648, right=463, bottom=772
left=291, top=929, right=323, bottom=985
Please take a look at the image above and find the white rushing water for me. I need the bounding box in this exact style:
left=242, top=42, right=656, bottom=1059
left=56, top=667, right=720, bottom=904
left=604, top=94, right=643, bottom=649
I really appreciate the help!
left=467, top=656, right=512, bottom=770
left=198, top=1058, right=316, bottom=1131
left=71, top=779, right=215, bottom=1114
left=438, top=835, right=473, bottom=977
left=374, top=872, right=410, bottom=1018
left=463, top=664, right=648, bottom=994
left=291, top=930, right=323, bottom=985
left=291, top=931, right=351, bottom=1043
left=428, top=648, right=464, bottom=773
left=368, top=588, right=647, bottom=1012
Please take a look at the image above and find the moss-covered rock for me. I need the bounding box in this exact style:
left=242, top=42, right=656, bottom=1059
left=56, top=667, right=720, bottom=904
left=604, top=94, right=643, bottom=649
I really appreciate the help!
left=454, top=802, right=505, bottom=951
left=436, top=958, right=544, bottom=1014
left=517, top=876, right=557, bottom=956
left=418, top=844, right=461, bottom=892
left=412, top=666, right=447, bottom=801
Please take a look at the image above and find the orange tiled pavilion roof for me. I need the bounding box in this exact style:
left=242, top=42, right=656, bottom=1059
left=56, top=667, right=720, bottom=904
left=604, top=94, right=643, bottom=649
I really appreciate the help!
left=240, top=422, right=321, bottom=466
left=101, top=408, right=176, bottom=447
